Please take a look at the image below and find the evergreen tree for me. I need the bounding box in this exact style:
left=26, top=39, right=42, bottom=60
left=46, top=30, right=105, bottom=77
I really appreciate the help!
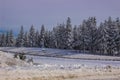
left=6, top=31, right=9, bottom=46
left=45, top=31, right=55, bottom=48
left=85, top=17, right=98, bottom=53
left=51, top=27, right=58, bottom=48
left=53, top=26, right=59, bottom=48
left=16, top=26, right=24, bottom=47
left=79, top=20, right=87, bottom=52
left=105, top=17, right=118, bottom=55
left=0, top=33, right=6, bottom=47
left=58, top=24, right=66, bottom=49
left=97, top=22, right=107, bottom=54
left=40, top=25, right=45, bottom=48
left=72, top=25, right=79, bottom=49
left=65, top=17, right=73, bottom=49
left=24, top=32, right=29, bottom=47
left=51, top=24, right=67, bottom=49
left=29, top=25, right=36, bottom=47
left=35, top=30, right=40, bottom=47
left=9, top=30, right=14, bottom=47
left=115, top=18, right=120, bottom=55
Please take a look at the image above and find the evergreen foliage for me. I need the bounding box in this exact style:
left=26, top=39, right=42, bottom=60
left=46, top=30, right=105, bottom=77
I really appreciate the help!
left=1, top=17, right=120, bottom=56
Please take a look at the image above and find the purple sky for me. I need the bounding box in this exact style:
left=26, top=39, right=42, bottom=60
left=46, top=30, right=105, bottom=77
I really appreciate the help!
left=0, top=0, right=120, bottom=33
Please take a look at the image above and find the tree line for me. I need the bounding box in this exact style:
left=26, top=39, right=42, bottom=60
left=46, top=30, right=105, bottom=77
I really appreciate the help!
left=0, top=17, right=120, bottom=56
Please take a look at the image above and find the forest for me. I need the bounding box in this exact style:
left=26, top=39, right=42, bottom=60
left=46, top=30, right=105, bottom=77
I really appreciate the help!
left=0, top=17, right=120, bottom=56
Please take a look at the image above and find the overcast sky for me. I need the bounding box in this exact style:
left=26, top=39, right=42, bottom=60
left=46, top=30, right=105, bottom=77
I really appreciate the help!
left=0, top=0, right=120, bottom=33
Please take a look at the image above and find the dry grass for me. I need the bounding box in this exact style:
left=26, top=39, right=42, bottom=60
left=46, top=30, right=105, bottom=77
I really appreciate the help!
left=0, top=68, right=120, bottom=80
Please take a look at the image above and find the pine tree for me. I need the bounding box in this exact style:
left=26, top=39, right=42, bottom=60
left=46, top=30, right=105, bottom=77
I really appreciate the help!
left=0, top=33, right=6, bottom=47
left=29, top=25, right=36, bottom=47
left=6, top=31, right=9, bottom=46
left=16, top=26, right=24, bottom=47
left=58, top=24, right=66, bottom=49
left=24, top=32, right=29, bottom=47
left=44, top=31, right=50, bottom=48
left=65, top=17, right=73, bottom=49
left=79, top=20, right=87, bottom=52
left=52, top=24, right=67, bottom=49
left=35, top=30, right=39, bottom=47
left=97, top=22, right=107, bottom=54
left=72, top=25, right=79, bottom=49
left=85, top=17, right=98, bottom=53
left=40, top=25, right=45, bottom=48
left=19, top=26, right=24, bottom=47
left=9, top=30, right=14, bottom=47
left=51, top=27, right=58, bottom=48
left=53, top=26, right=60, bottom=48
left=115, top=18, right=120, bottom=55
left=46, top=31, right=55, bottom=48
left=105, top=17, right=118, bottom=55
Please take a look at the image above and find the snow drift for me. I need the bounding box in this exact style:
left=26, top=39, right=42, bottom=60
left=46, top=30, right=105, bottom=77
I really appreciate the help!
left=0, top=51, right=29, bottom=67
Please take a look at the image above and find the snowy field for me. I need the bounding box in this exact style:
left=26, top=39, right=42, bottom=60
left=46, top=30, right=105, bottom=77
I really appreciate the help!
left=0, top=47, right=120, bottom=61
left=0, top=47, right=120, bottom=80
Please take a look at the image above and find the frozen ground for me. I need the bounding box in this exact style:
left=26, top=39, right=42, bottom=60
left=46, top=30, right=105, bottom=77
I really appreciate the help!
left=0, top=47, right=120, bottom=80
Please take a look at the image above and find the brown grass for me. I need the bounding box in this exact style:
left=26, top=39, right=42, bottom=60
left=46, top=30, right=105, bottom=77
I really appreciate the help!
left=1, top=68, right=120, bottom=80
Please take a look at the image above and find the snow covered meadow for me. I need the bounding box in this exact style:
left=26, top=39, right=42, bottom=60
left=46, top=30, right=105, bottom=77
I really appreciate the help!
left=0, top=47, right=120, bottom=69
left=0, top=47, right=120, bottom=80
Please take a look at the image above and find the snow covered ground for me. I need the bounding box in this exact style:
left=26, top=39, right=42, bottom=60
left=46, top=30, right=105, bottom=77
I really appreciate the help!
left=0, top=47, right=120, bottom=80
left=0, top=47, right=120, bottom=69
left=26, top=55, right=120, bottom=69
left=0, top=47, right=120, bottom=61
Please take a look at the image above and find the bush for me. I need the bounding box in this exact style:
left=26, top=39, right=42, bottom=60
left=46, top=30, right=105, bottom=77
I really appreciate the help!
left=14, top=52, right=26, bottom=61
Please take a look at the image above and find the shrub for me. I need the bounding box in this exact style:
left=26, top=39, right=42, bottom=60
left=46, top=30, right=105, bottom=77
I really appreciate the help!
left=14, top=52, right=26, bottom=61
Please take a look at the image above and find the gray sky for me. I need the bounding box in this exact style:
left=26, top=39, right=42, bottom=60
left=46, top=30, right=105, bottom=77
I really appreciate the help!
left=0, top=0, right=120, bottom=33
